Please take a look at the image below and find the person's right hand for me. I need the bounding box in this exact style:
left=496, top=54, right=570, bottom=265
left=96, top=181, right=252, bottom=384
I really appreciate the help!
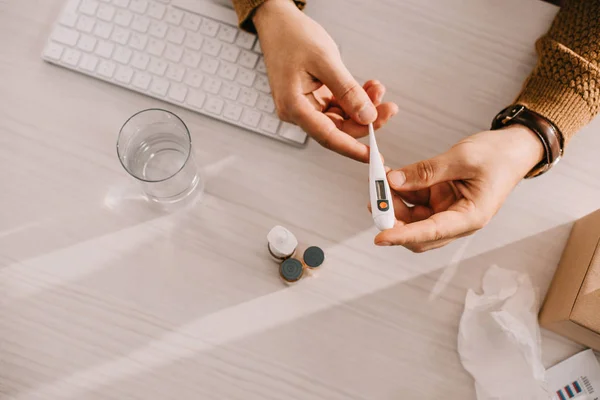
left=252, top=0, right=398, bottom=162
left=372, top=126, right=545, bottom=252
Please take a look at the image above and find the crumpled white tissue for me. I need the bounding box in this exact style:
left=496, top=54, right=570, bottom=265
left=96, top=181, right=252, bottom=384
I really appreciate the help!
left=458, top=265, right=547, bottom=400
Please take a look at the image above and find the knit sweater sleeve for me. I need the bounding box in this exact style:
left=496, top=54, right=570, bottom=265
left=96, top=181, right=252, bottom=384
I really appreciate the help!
left=515, top=0, right=600, bottom=146
left=231, top=0, right=306, bottom=33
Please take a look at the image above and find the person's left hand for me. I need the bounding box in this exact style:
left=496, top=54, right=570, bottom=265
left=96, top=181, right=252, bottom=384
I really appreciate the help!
left=371, top=125, right=546, bottom=252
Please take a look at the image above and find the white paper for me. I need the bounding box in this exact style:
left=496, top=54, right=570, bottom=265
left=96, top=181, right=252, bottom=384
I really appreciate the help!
left=458, top=265, right=547, bottom=400
left=546, top=349, right=600, bottom=400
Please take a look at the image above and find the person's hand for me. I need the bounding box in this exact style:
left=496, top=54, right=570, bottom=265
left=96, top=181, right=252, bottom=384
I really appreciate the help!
left=373, top=125, right=546, bottom=252
left=252, top=0, right=398, bottom=162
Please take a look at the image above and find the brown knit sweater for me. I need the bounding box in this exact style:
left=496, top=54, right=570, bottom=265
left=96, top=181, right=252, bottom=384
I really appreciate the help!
left=232, top=0, right=305, bottom=32
left=233, top=0, right=600, bottom=146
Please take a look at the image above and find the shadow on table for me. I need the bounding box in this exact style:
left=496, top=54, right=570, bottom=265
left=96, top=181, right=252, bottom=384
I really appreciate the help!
left=2, top=150, right=387, bottom=396
left=4, top=223, right=574, bottom=399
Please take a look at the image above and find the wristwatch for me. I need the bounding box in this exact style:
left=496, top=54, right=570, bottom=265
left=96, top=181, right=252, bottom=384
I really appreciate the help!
left=491, top=104, right=564, bottom=179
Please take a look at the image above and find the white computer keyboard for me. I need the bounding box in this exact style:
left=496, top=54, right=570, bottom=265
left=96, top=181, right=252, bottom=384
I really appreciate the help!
left=42, top=0, right=308, bottom=146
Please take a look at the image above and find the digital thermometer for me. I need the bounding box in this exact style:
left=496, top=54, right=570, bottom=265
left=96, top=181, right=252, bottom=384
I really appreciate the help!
left=368, top=123, right=395, bottom=231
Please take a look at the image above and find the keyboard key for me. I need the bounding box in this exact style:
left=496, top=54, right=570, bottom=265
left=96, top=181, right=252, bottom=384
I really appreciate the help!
left=80, top=53, right=100, bottom=71
left=131, top=15, right=150, bottom=32
left=76, top=15, right=95, bottom=33
left=166, top=27, right=185, bottom=44
left=150, top=77, right=169, bottom=95
left=217, top=25, right=237, bottom=43
left=235, top=31, right=256, bottom=50
left=129, top=32, right=147, bottom=50
left=131, top=51, right=149, bottom=69
left=97, top=59, right=116, bottom=77
left=220, top=82, right=239, bottom=100
left=254, top=75, right=271, bottom=93
left=182, top=13, right=201, bottom=31
left=187, top=90, right=206, bottom=109
left=260, top=115, right=281, bottom=134
left=219, top=44, right=239, bottom=63
left=168, top=84, right=187, bottom=102
left=223, top=103, right=243, bottom=120
left=60, top=12, right=78, bottom=28
left=241, top=108, right=261, bottom=127
left=95, top=40, right=114, bottom=58
left=166, top=64, right=185, bottom=81
left=93, top=21, right=113, bottom=39
left=113, top=45, right=132, bottom=63
left=184, top=69, right=204, bottom=88
left=182, top=50, right=201, bottom=68
left=77, top=34, right=97, bottom=52
left=132, top=71, right=151, bottom=89
left=97, top=4, right=116, bottom=21
left=149, top=21, right=167, bottom=38
left=204, top=96, right=224, bottom=114
left=43, top=42, right=64, bottom=60
left=115, top=65, right=134, bottom=83
left=184, top=32, right=203, bottom=50
left=235, top=68, right=255, bottom=87
left=218, top=63, right=237, bottom=81
left=202, top=38, right=221, bottom=57
left=147, top=2, right=166, bottom=19
left=129, top=0, right=148, bottom=14
left=257, top=95, right=275, bottom=113
left=148, top=57, right=168, bottom=75
left=199, top=19, right=219, bottom=37
left=147, top=38, right=165, bottom=56
left=113, top=0, right=130, bottom=7
left=256, top=57, right=267, bottom=73
left=61, top=48, right=81, bottom=66
left=281, top=125, right=307, bottom=143
left=165, top=8, right=183, bottom=25
left=238, top=50, right=258, bottom=69
left=253, top=40, right=262, bottom=54
left=114, top=9, right=133, bottom=26
left=80, top=0, right=99, bottom=16
left=52, top=26, right=80, bottom=46
left=200, top=57, right=218, bottom=74
left=239, top=87, right=258, bottom=107
left=164, top=44, right=183, bottom=62
left=111, top=26, right=130, bottom=44
left=202, top=76, right=221, bottom=94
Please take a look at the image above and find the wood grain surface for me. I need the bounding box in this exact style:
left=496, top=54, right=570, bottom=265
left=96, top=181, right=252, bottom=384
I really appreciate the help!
left=1, top=0, right=599, bottom=399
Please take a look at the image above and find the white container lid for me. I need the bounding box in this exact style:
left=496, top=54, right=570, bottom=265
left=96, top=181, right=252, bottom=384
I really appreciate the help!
left=267, top=226, right=298, bottom=258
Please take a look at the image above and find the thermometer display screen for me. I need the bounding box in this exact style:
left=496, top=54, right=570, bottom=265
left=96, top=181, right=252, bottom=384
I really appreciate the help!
left=375, top=180, right=386, bottom=200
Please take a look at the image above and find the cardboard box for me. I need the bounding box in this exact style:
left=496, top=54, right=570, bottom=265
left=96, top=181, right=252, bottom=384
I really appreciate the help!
left=539, top=209, right=600, bottom=350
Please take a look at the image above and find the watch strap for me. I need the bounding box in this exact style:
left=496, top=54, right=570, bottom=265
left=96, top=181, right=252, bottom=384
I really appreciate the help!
left=491, top=104, right=564, bottom=178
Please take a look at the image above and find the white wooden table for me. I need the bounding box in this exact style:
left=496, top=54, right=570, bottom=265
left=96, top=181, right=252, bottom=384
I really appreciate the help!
left=2, top=0, right=599, bottom=398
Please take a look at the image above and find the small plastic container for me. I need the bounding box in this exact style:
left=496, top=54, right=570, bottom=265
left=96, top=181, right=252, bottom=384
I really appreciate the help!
left=303, top=246, right=325, bottom=269
left=279, top=258, right=304, bottom=284
left=267, top=226, right=298, bottom=262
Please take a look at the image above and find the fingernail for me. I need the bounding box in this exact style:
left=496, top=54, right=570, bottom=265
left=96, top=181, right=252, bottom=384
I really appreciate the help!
left=376, top=241, right=391, bottom=246
left=388, top=171, right=406, bottom=187
left=358, top=102, right=377, bottom=123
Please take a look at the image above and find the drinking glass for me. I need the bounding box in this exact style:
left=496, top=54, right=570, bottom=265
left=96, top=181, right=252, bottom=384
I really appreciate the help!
left=117, top=109, right=201, bottom=203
